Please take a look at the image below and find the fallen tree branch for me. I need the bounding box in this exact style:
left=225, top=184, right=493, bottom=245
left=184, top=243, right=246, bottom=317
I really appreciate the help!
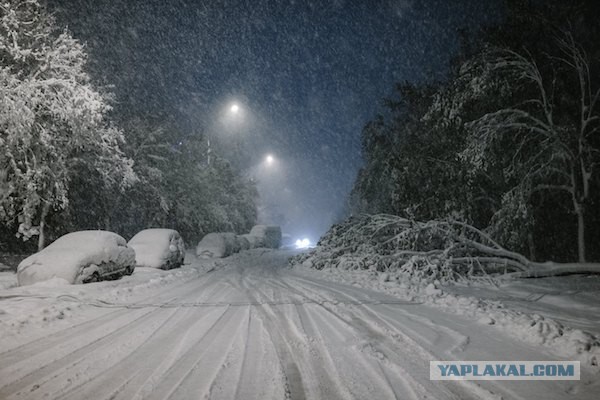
left=294, top=214, right=600, bottom=282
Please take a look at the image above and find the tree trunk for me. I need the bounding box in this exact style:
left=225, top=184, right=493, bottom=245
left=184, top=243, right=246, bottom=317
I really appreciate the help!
left=575, top=203, right=586, bottom=263
left=527, top=232, right=536, bottom=261
left=571, top=162, right=587, bottom=263
left=37, top=202, right=51, bottom=251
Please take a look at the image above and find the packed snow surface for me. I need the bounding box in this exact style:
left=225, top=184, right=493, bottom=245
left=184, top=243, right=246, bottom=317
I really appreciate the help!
left=0, top=249, right=598, bottom=399
left=17, top=231, right=135, bottom=286
left=128, top=228, right=185, bottom=269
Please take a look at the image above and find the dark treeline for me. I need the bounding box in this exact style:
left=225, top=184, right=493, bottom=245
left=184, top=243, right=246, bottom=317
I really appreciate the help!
left=65, top=114, right=259, bottom=246
left=350, top=0, right=600, bottom=262
left=0, top=0, right=257, bottom=253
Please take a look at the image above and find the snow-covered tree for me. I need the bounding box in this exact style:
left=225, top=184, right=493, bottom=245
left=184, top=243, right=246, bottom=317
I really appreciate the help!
left=0, top=0, right=134, bottom=250
left=464, top=33, right=600, bottom=262
left=351, top=83, right=482, bottom=228
left=66, top=114, right=259, bottom=244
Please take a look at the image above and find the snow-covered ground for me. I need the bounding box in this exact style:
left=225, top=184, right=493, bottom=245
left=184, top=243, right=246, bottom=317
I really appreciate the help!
left=0, top=249, right=598, bottom=399
left=293, top=258, right=600, bottom=367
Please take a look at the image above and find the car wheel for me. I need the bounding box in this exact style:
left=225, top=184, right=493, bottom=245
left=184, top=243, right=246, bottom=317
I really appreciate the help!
left=125, top=265, right=134, bottom=275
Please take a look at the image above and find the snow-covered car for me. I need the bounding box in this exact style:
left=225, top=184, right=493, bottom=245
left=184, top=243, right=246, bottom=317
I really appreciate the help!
left=240, top=233, right=265, bottom=249
left=236, top=235, right=251, bottom=251
left=17, top=231, right=136, bottom=286
left=249, top=225, right=282, bottom=249
left=128, top=228, right=185, bottom=270
left=196, top=232, right=237, bottom=258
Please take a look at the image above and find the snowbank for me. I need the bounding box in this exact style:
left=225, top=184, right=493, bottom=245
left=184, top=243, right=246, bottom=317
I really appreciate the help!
left=249, top=225, right=282, bottom=249
left=17, top=231, right=135, bottom=286
left=128, top=228, right=185, bottom=270
left=196, top=232, right=237, bottom=258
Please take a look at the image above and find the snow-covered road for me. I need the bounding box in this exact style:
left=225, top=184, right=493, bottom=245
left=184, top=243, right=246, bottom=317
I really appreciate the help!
left=0, top=250, right=595, bottom=399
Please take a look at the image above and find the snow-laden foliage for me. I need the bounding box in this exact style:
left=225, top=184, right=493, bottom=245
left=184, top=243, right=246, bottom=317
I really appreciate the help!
left=290, top=214, right=600, bottom=288
left=292, top=215, right=494, bottom=286
left=62, top=114, right=259, bottom=245
left=463, top=35, right=600, bottom=262
left=352, top=22, right=600, bottom=263
left=0, top=0, right=134, bottom=249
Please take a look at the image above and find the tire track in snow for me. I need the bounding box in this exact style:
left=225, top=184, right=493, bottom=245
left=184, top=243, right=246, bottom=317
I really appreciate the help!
left=245, top=269, right=416, bottom=399
left=0, top=267, right=223, bottom=367
left=238, top=275, right=307, bottom=400
left=52, top=306, right=228, bottom=400
left=277, top=274, right=485, bottom=399
left=285, top=274, right=510, bottom=400
left=232, top=308, right=287, bottom=400
left=0, top=278, right=217, bottom=383
left=82, top=274, right=252, bottom=400
left=289, top=274, right=466, bottom=351
left=251, top=271, right=425, bottom=399
left=272, top=276, right=422, bottom=400
left=0, top=307, right=180, bottom=400
left=295, top=302, right=388, bottom=400
left=141, top=306, right=247, bottom=400
left=0, top=269, right=230, bottom=399
left=204, top=308, right=283, bottom=400
left=252, top=278, right=366, bottom=399
left=0, top=307, right=150, bottom=370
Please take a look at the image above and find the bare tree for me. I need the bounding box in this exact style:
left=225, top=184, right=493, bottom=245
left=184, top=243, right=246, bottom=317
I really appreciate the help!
left=467, top=33, right=600, bottom=262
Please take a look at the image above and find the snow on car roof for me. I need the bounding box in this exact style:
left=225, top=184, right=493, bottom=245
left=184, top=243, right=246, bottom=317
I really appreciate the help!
left=49, top=230, right=127, bottom=250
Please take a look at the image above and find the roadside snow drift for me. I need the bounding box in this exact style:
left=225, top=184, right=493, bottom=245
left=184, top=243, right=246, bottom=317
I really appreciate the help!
left=17, top=231, right=135, bottom=286
left=128, top=228, right=185, bottom=269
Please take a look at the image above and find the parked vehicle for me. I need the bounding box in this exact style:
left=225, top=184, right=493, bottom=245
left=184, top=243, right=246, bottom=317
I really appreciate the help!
left=249, top=225, right=282, bottom=249
left=196, top=232, right=237, bottom=258
left=128, top=229, right=185, bottom=270
left=17, top=231, right=136, bottom=286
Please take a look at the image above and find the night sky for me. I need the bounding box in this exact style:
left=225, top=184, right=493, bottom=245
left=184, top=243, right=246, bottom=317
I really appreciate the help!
left=49, top=0, right=501, bottom=241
